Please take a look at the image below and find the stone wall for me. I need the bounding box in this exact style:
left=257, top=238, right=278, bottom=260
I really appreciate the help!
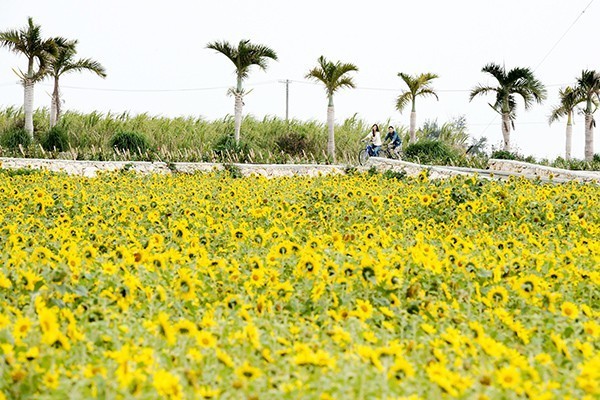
left=1, top=156, right=598, bottom=182
left=488, top=159, right=600, bottom=183
left=0, top=157, right=170, bottom=177
left=366, top=157, right=471, bottom=179
left=0, top=157, right=345, bottom=178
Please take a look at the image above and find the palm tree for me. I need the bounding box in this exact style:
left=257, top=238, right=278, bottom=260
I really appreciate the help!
left=575, top=70, right=600, bottom=161
left=305, top=56, right=358, bottom=162
left=395, top=73, right=439, bottom=143
left=206, top=39, right=277, bottom=144
left=548, top=86, right=584, bottom=161
left=0, top=17, right=58, bottom=137
left=470, top=63, right=546, bottom=152
left=46, top=39, right=106, bottom=127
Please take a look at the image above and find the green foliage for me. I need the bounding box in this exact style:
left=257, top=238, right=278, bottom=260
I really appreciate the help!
left=305, top=56, right=358, bottom=96
left=417, top=117, right=470, bottom=148
left=7, top=108, right=596, bottom=172
left=0, top=109, right=379, bottom=163
left=367, top=166, right=378, bottom=176
left=223, top=163, right=243, bottom=178
left=213, top=134, right=251, bottom=162
left=491, top=150, right=519, bottom=160
left=543, top=156, right=600, bottom=171
left=404, top=139, right=461, bottom=165
left=40, top=125, right=69, bottom=151
left=206, top=39, right=278, bottom=82
left=0, top=127, right=31, bottom=149
left=275, top=131, right=312, bottom=156
left=382, top=169, right=406, bottom=180
left=491, top=150, right=535, bottom=163
left=344, top=165, right=358, bottom=175
left=0, top=167, right=38, bottom=177
left=109, top=130, right=150, bottom=153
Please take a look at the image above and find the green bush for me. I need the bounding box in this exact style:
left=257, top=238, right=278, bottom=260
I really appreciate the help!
left=213, top=134, right=251, bottom=162
left=490, top=150, right=519, bottom=160
left=550, top=156, right=600, bottom=171
left=382, top=169, right=406, bottom=180
left=40, top=125, right=69, bottom=152
left=109, top=131, right=150, bottom=153
left=276, top=131, right=312, bottom=156
left=491, top=150, right=536, bottom=163
left=0, top=127, right=31, bottom=150
left=404, top=139, right=460, bottom=165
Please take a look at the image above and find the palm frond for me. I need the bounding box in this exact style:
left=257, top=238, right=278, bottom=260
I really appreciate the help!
left=206, top=40, right=238, bottom=66
left=395, top=92, right=411, bottom=112
left=417, top=88, right=439, bottom=101
left=305, top=56, right=358, bottom=96
left=481, top=63, right=507, bottom=84
left=336, top=76, right=356, bottom=91
left=469, top=85, right=496, bottom=102
left=207, top=39, right=277, bottom=83
left=0, top=29, right=24, bottom=53
left=305, top=67, right=326, bottom=83
left=548, top=105, right=567, bottom=125
left=576, top=70, right=600, bottom=112
left=417, top=72, right=439, bottom=85
left=60, top=58, right=107, bottom=78
left=0, top=17, right=57, bottom=82
left=398, top=72, right=419, bottom=93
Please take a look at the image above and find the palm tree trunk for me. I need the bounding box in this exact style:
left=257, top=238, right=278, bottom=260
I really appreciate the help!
left=501, top=113, right=511, bottom=152
left=327, top=95, right=335, bottom=162
left=24, top=79, right=35, bottom=138
left=584, top=113, right=594, bottom=161
left=234, top=94, right=242, bottom=144
left=50, top=76, right=59, bottom=128
left=565, top=113, right=572, bottom=161
left=409, top=111, right=417, bottom=143
left=24, top=57, right=35, bottom=138
left=233, top=76, right=243, bottom=144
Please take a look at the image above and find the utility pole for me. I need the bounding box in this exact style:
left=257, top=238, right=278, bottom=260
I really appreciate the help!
left=279, top=79, right=291, bottom=120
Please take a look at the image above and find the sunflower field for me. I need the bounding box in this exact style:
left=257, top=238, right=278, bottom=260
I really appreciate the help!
left=0, top=169, right=598, bottom=399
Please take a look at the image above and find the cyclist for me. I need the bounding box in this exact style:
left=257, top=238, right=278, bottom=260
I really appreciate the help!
left=361, top=124, right=382, bottom=156
left=384, top=126, right=402, bottom=157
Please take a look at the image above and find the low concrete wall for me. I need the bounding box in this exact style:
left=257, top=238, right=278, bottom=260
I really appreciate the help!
left=1, top=156, right=597, bottom=182
left=0, top=157, right=345, bottom=178
left=488, top=159, right=600, bottom=182
left=175, top=162, right=346, bottom=177
left=0, top=157, right=170, bottom=177
left=366, top=157, right=471, bottom=179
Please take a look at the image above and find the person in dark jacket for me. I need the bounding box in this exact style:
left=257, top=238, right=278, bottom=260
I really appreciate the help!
left=384, top=126, right=402, bottom=158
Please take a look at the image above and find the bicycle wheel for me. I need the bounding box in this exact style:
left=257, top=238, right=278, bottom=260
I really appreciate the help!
left=358, top=149, right=369, bottom=166
left=378, top=148, right=390, bottom=159
left=388, top=147, right=401, bottom=160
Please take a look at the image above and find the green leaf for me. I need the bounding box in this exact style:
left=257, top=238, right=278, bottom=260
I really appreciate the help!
left=73, top=285, right=89, bottom=297
left=33, top=280, right=45, bottom=292
left=563, top=326, right=574, bottom=338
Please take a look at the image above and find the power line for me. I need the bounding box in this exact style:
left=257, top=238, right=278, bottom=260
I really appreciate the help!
left=34, top=79, right=279, bottom=93
left=0, top=78, right=575, bottom=94
left=534, top=0, right=595, bottom=71
left=289, top=80, right=572, bottom=93
left=471, top=121, right=552, bottom=126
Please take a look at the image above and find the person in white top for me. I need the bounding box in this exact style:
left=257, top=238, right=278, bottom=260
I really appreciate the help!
left=361, top=124, right=382, bottom=156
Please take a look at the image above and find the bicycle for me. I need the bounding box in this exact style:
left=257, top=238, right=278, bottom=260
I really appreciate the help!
left=358, top=143, right=402, bottom=165
left=358, top=143, right=379, bottom=166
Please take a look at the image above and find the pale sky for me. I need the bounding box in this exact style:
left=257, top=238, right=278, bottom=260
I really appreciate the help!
left=1, top=0, right=598, bottom=159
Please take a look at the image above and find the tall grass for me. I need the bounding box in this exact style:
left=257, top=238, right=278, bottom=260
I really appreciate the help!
left=0, top=107, right=374, bottom=164
left=7, top=107, right=594, bottom=170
